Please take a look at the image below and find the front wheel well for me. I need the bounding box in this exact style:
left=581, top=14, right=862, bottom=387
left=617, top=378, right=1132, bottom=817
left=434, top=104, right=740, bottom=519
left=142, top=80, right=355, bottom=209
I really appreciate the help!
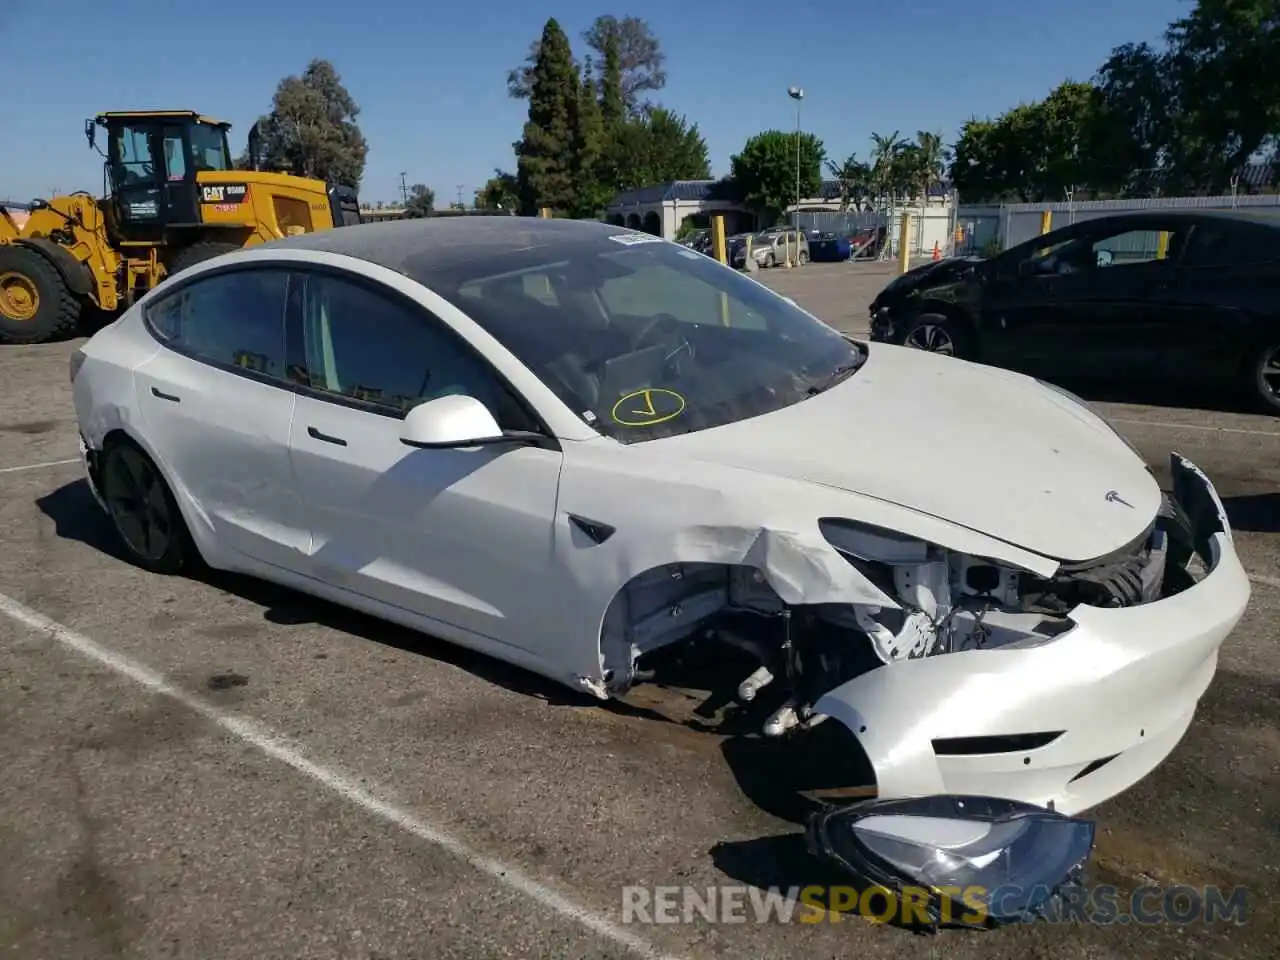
left=901, top=302, right=981, bottom=360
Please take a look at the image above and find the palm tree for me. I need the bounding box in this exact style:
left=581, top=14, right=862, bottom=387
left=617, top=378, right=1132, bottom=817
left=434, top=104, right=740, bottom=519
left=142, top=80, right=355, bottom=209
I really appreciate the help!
left=913, top=130, right=947, bottom=203
left=825, top=153, right=871, bottom=211
left=869, top=131, right=903, bottom=210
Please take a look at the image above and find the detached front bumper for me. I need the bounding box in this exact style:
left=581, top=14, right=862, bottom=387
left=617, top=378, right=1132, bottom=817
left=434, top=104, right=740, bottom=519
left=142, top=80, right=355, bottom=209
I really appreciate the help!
left=813, top=454, right=1251, bottom=817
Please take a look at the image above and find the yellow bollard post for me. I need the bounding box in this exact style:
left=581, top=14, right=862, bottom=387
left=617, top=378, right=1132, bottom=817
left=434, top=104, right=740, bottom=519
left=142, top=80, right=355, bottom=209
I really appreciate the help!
left=539, top=207, right=551, bottom=219
left=1155, top=231, right=1170, bottom=259
left=711, top=215, right=727, bottom=265
left=744, top=235, right=753, bottom=268
left=711, top=215, right=731, bottom=325
left=1040, top=210, right=1052, bottom=235
left=897, top=212, right=913, bottom=274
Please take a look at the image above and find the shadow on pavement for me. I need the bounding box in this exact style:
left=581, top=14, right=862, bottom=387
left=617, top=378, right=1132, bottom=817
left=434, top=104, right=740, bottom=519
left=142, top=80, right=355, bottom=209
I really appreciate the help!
left=1052, top=376, right=1264, bottom=416
left=32, top=478, right=634, bottom=714
left=1222, top=493, right=1280, bottom=534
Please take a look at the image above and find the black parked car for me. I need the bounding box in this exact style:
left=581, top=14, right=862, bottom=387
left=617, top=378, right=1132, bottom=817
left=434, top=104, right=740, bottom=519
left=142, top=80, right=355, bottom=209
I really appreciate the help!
left=868, top=210, right=1280, bottom=412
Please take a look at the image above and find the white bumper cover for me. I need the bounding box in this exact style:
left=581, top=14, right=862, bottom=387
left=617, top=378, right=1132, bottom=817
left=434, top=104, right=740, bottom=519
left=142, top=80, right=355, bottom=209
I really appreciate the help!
left=813, top=455, right=1251, bottom=816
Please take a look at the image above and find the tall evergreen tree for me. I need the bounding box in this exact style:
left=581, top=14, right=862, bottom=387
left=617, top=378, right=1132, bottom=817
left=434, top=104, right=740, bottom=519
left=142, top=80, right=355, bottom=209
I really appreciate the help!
left=599, top=32, right=625, bottom=129
left=570, top=61, right=610, bottom=217
left=514, top=19, right=578, bottom=215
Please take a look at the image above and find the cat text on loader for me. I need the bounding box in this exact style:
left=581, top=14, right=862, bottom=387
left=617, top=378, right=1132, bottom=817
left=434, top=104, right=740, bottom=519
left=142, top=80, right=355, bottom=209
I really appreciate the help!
left=0, top=110, right=362, bottom=345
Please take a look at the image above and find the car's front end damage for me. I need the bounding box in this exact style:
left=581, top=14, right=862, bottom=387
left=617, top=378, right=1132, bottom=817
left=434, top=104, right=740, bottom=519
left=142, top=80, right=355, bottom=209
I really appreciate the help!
left=562, top=445, right=1248, bottom=924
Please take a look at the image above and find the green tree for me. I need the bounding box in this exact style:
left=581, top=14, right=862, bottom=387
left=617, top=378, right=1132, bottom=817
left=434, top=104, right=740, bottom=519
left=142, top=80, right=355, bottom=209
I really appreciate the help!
left=1096, top=0, right=1280, bottom=195
left=508, top=15, right=666, bottom=116
left=728, top=129, right=825, bottom=224
left=514, top=18, right=579, bottom=215
left=868, top=130, right=904, bottom=206
left=404, top=184, right=434, bottom=217
left=570, top=61, right=611, bottom=217
left=475, top=169, right=519, bottom=210
left=825, top=153, right=871, bottom=210
left=609, top=107, right=711, bottom=190
left=241, top=59, right=367, bottom=189
left=599, top=29, right=626, bottom=128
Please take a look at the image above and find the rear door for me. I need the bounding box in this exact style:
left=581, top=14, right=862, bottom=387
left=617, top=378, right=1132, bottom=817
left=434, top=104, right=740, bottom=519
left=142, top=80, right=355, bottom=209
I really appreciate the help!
left=132, top=266, right=309, bottom=568
left=1169, top=219, right=1280, bottom=383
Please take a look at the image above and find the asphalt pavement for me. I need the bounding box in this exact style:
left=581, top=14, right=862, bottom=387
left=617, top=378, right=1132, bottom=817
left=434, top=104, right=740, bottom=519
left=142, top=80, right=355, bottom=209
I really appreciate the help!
left=1, top=264, right=1277, bottom=959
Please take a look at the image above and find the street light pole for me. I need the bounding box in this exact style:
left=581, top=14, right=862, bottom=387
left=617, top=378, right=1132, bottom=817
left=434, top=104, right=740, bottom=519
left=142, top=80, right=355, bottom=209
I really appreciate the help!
left=787, top=86, right=804, bottom=266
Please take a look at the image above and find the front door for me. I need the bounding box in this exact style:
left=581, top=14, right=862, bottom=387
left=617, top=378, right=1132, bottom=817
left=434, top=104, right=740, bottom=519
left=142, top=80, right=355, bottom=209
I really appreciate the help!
left=985, top=221, right=1187, bottom=380
left=130, top=267, right=310, bottom=568
left=283, top=268, right=564, bottom=653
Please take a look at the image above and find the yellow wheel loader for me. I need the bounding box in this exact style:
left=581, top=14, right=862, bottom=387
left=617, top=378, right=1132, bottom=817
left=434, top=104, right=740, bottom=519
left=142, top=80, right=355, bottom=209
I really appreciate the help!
left=0, top=110, right=363, bottom=345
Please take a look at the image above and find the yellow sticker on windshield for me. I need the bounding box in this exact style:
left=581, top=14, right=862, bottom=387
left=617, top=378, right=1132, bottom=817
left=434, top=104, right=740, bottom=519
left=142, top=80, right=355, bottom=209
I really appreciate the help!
left=611, top=388, right=687, bottom=427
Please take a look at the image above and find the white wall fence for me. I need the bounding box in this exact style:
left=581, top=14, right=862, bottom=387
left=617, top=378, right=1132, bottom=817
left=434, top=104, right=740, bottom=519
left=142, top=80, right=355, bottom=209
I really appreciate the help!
left=793, top=193, right=1280, bottom=259
left=791, top=206, right=961, bottom=259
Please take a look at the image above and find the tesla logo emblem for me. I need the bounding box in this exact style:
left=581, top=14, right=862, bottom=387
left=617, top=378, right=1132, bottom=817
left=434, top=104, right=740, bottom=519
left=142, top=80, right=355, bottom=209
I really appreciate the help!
left=1105, top=490, right=1134, bottom=508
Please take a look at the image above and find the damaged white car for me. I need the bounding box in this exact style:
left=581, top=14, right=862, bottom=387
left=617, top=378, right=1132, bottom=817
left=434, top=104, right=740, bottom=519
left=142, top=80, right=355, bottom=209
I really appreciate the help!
left=72, top=217, right=1250, bottom=923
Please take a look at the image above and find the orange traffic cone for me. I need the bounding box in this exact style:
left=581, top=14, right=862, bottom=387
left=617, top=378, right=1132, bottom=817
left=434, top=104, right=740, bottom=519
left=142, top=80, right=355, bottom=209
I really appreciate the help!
left=931, top=241, right=941, bottom=261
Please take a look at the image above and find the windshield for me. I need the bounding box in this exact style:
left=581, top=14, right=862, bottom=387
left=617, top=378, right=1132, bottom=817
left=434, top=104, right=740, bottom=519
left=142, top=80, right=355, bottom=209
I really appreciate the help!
left=189, top=123, right=232, bottom=172
left=418, top=235, right=863, bottom=443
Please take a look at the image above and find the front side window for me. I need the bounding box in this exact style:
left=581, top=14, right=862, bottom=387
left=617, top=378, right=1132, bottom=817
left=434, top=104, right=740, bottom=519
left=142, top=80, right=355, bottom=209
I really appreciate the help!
left=112, top=124, right=154, bottom=186
left=417, top=236, right=863, bottom=443
left=147, top=269, right=289, bottom=378
left=295, top=273, right=535, bottom=430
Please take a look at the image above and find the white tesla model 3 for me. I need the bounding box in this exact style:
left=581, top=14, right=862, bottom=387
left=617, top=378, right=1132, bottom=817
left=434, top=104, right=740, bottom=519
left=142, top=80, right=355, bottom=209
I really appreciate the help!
left=71, top=217, right=1249, bottom=918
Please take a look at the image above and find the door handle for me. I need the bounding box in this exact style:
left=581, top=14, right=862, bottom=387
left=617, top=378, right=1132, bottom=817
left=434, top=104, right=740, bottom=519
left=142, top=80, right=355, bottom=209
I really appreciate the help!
left=150, top=386, right=181, bottom=403
left=307, top=426, right=348, bottom=447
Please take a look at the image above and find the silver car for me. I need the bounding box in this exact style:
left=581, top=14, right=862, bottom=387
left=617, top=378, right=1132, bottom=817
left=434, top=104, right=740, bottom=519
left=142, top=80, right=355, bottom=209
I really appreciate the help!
left=744, top=229, right=809, bottom=268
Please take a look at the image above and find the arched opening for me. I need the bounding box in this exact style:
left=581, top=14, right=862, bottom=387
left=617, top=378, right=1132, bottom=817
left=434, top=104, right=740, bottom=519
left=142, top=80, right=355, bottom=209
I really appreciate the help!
left=625, top=213, right=641, bottom=229
left=642, top=211, right=661, bottom=236
left=606, top=213, right=625, bottom=226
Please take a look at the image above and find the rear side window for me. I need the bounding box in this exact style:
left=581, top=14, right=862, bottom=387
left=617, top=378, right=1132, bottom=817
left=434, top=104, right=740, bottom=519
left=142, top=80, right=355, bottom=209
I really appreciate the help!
left=146, top=269, right=290, bottom=380
left=1181, top=221, right=1280, bottom=267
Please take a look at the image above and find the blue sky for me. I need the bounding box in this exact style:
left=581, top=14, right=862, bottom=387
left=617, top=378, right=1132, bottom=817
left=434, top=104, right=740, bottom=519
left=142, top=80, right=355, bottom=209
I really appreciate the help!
left=3, top=0, right=1184, bottom=207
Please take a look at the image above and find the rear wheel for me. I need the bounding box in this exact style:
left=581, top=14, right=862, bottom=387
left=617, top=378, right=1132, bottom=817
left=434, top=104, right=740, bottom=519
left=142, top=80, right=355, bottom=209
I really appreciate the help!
left=899, top=312, right=974, bottom=360
left=99, top=438, right=199, bottom=575
left=1246, top=340, right=1280, bottom=415
left=164, top=240, right=242, bottom=279
left=0, top=246, right=81, bottom=345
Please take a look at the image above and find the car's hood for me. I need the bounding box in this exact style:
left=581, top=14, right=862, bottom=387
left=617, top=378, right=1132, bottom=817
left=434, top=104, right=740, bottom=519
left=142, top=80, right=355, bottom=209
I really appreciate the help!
left=645, top=345, right=1161, bottom=563
left=875, top=256, right=984, bottom=301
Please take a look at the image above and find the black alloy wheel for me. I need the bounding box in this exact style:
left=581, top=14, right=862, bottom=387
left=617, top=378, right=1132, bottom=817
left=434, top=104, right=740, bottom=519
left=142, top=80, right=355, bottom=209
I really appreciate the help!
left=99, top=440, right=196, bottom=573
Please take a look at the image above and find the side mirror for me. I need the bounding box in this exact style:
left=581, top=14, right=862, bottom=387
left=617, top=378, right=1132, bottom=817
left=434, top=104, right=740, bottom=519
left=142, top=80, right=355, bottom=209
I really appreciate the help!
left=1095, top=249, right=1114, bottom=267
left=399, top=394, right=545, bottom=450
left=84, top=119, right=97, bottom=151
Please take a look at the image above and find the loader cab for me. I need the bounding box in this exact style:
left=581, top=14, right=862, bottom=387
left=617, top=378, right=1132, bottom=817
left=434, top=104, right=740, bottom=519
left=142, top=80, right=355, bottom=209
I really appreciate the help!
left=91, top=111, right=234, bottom=242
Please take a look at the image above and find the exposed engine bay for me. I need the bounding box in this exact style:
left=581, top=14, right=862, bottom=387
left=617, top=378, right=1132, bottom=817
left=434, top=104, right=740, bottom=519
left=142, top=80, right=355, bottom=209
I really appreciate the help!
left=600, top=491, right=1201, bottom=739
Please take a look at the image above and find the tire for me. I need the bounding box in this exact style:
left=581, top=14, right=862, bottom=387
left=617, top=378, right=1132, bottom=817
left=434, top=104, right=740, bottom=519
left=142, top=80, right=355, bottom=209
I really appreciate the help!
left=764, top=253, right=776, bottom=268
left=164, top=240, right=242, bottom=279
left=1245, top=339, right=1280, bottom=415
left=0, top=246, right=82, bottom=345
left=898, top=312, right=974, bottom=360
left=98, top=437, right=200, bottom=575
left=798, top=251, right=809, bottom=265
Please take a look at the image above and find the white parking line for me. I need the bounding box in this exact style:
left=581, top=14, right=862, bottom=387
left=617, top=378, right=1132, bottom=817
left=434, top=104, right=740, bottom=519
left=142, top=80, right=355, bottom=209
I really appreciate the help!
left=1110, top=418, right=1280, bottom=438
left=0, top=591, right=686, bottom=960
left=0, top=457, right=79, bottom=475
